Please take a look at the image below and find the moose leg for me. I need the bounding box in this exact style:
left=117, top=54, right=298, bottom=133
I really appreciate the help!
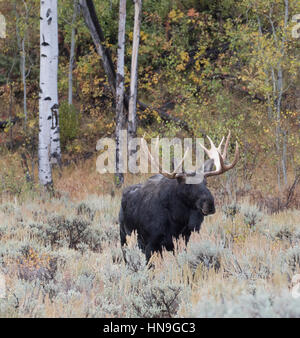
left=120, top=226, right=128, bottom=263
left=188, top=210, right=204, bottom=232
left=120, top=225, right=127, bottom=247
left=144, top=232, right=165, bottom=263
left=180, top=211, right=205, bottom=246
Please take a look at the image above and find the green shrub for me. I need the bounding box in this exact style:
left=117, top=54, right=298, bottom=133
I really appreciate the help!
left=263, top=223, right=300, bottom=244
left=281, top=246, right=300, bottom=274
left=222, top=202, right=241, bottom=221
left=122, top=243, right=147, bottom=273
left=129, top=282, right=182, bottom=318
left=59, top=101, right=80, bottom=147
left=76, top=202, right=96, bottom=221
left=0, top=166, right=33, bottom=196
left=178, top=240, right=223, bottom=273
left=29, top=214, right=103, bottom=252
left=240, top=203, right=263, bottom=228
left=189, top=288, right=300, bottom=318
left=223, top=249, right=274, bottom=281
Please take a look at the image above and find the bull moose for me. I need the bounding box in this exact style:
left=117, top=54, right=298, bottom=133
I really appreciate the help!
left=119, top=132, right=239, bottom=262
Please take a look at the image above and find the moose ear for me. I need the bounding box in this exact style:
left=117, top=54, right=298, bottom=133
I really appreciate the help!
left=203, top=159, right=215, bottom=173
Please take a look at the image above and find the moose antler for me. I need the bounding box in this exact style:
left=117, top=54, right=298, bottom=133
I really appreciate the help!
left=142, top=132, right=239, bottom=180
left=142, top=136, right=189, bottom=179
left=200, top=131, right=240, bottom=178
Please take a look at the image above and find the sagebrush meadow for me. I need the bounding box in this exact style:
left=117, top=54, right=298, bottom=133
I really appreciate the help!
left=0, top=191, right=299, bottom=317
left=0, top=0, right=300, bottom=319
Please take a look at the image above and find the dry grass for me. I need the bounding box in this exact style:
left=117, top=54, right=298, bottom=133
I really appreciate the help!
left=0, top=187, right=299, bottom=317
left=0, top=152, right=299, bottom=317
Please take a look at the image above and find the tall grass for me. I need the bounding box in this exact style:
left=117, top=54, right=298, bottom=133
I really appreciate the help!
left=0, top=195, right=299, bottom=318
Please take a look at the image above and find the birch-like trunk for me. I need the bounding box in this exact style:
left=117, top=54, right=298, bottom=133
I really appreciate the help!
left=79, top=0, right=189, bottom=131
left=115, top=0, right=127, bottom=187
left=128, top=0, right=142, bottom=150
left=276, top=66, right=285, bottom=188
left=269, top=0, right=289, bottom=189
left=68, top=0, right=78, bottom=106
left=49, top=1, right=61, bottom=166
left=39, top=0, right=59, bottom=187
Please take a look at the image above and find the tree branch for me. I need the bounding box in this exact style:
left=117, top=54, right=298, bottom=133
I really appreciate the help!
left=79, top=0, right=191, bottom=133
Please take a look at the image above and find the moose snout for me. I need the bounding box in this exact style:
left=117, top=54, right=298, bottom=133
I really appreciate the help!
left=199, top=201, right=215, bottom=215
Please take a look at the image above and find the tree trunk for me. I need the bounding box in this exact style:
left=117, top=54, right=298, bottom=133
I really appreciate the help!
left=79, top=0, right=117, bottom=96
left=115, top=0, right=127, bottom=187
left=282, top=129, right=288, bottom=186
left=281, top=0, right=289, bottom=187
left=276, top=67, right=283, bottom=190
left=68, top=0, right=78, bottom=106
left=15, top=1, right=28, bottom=128
left=39, top=0, right=60, bottom=187
left=49, top=0, right=61, bottom=166
left=79, top=0, right=191, bottom=132
left=269, top=0, right=289, bottom=190
left=128, top=0, right=142, bottom=147
left=8, top=83, right=13, bottom=150
left=21, top=39, right=28, bottom=127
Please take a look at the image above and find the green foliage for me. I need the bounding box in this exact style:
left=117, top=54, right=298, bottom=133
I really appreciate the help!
left=59, top=101, right=80, bottom=147
left=0, top=162, right=34, bottom=196
left=0, top=55, right=19, bottom=85
left=0, top=0, right=299, bottom=193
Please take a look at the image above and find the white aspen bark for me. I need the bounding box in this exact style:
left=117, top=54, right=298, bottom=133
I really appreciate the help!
left=269, top=10, right=282, bottom=189
left=269, top=1, right=289, bottom=189
left=128, top=0, right=142, bottom=153
left=39, top=0, right=60, bottom=187
left=79, top=0, right=189, bottom=132
left=68, top=0, right=78, bottom=106
left=276, top=67, right=283, bottom=190
left=49, top=0, right=61, bottom=165
left=115, top=0, right=127, bottom=187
